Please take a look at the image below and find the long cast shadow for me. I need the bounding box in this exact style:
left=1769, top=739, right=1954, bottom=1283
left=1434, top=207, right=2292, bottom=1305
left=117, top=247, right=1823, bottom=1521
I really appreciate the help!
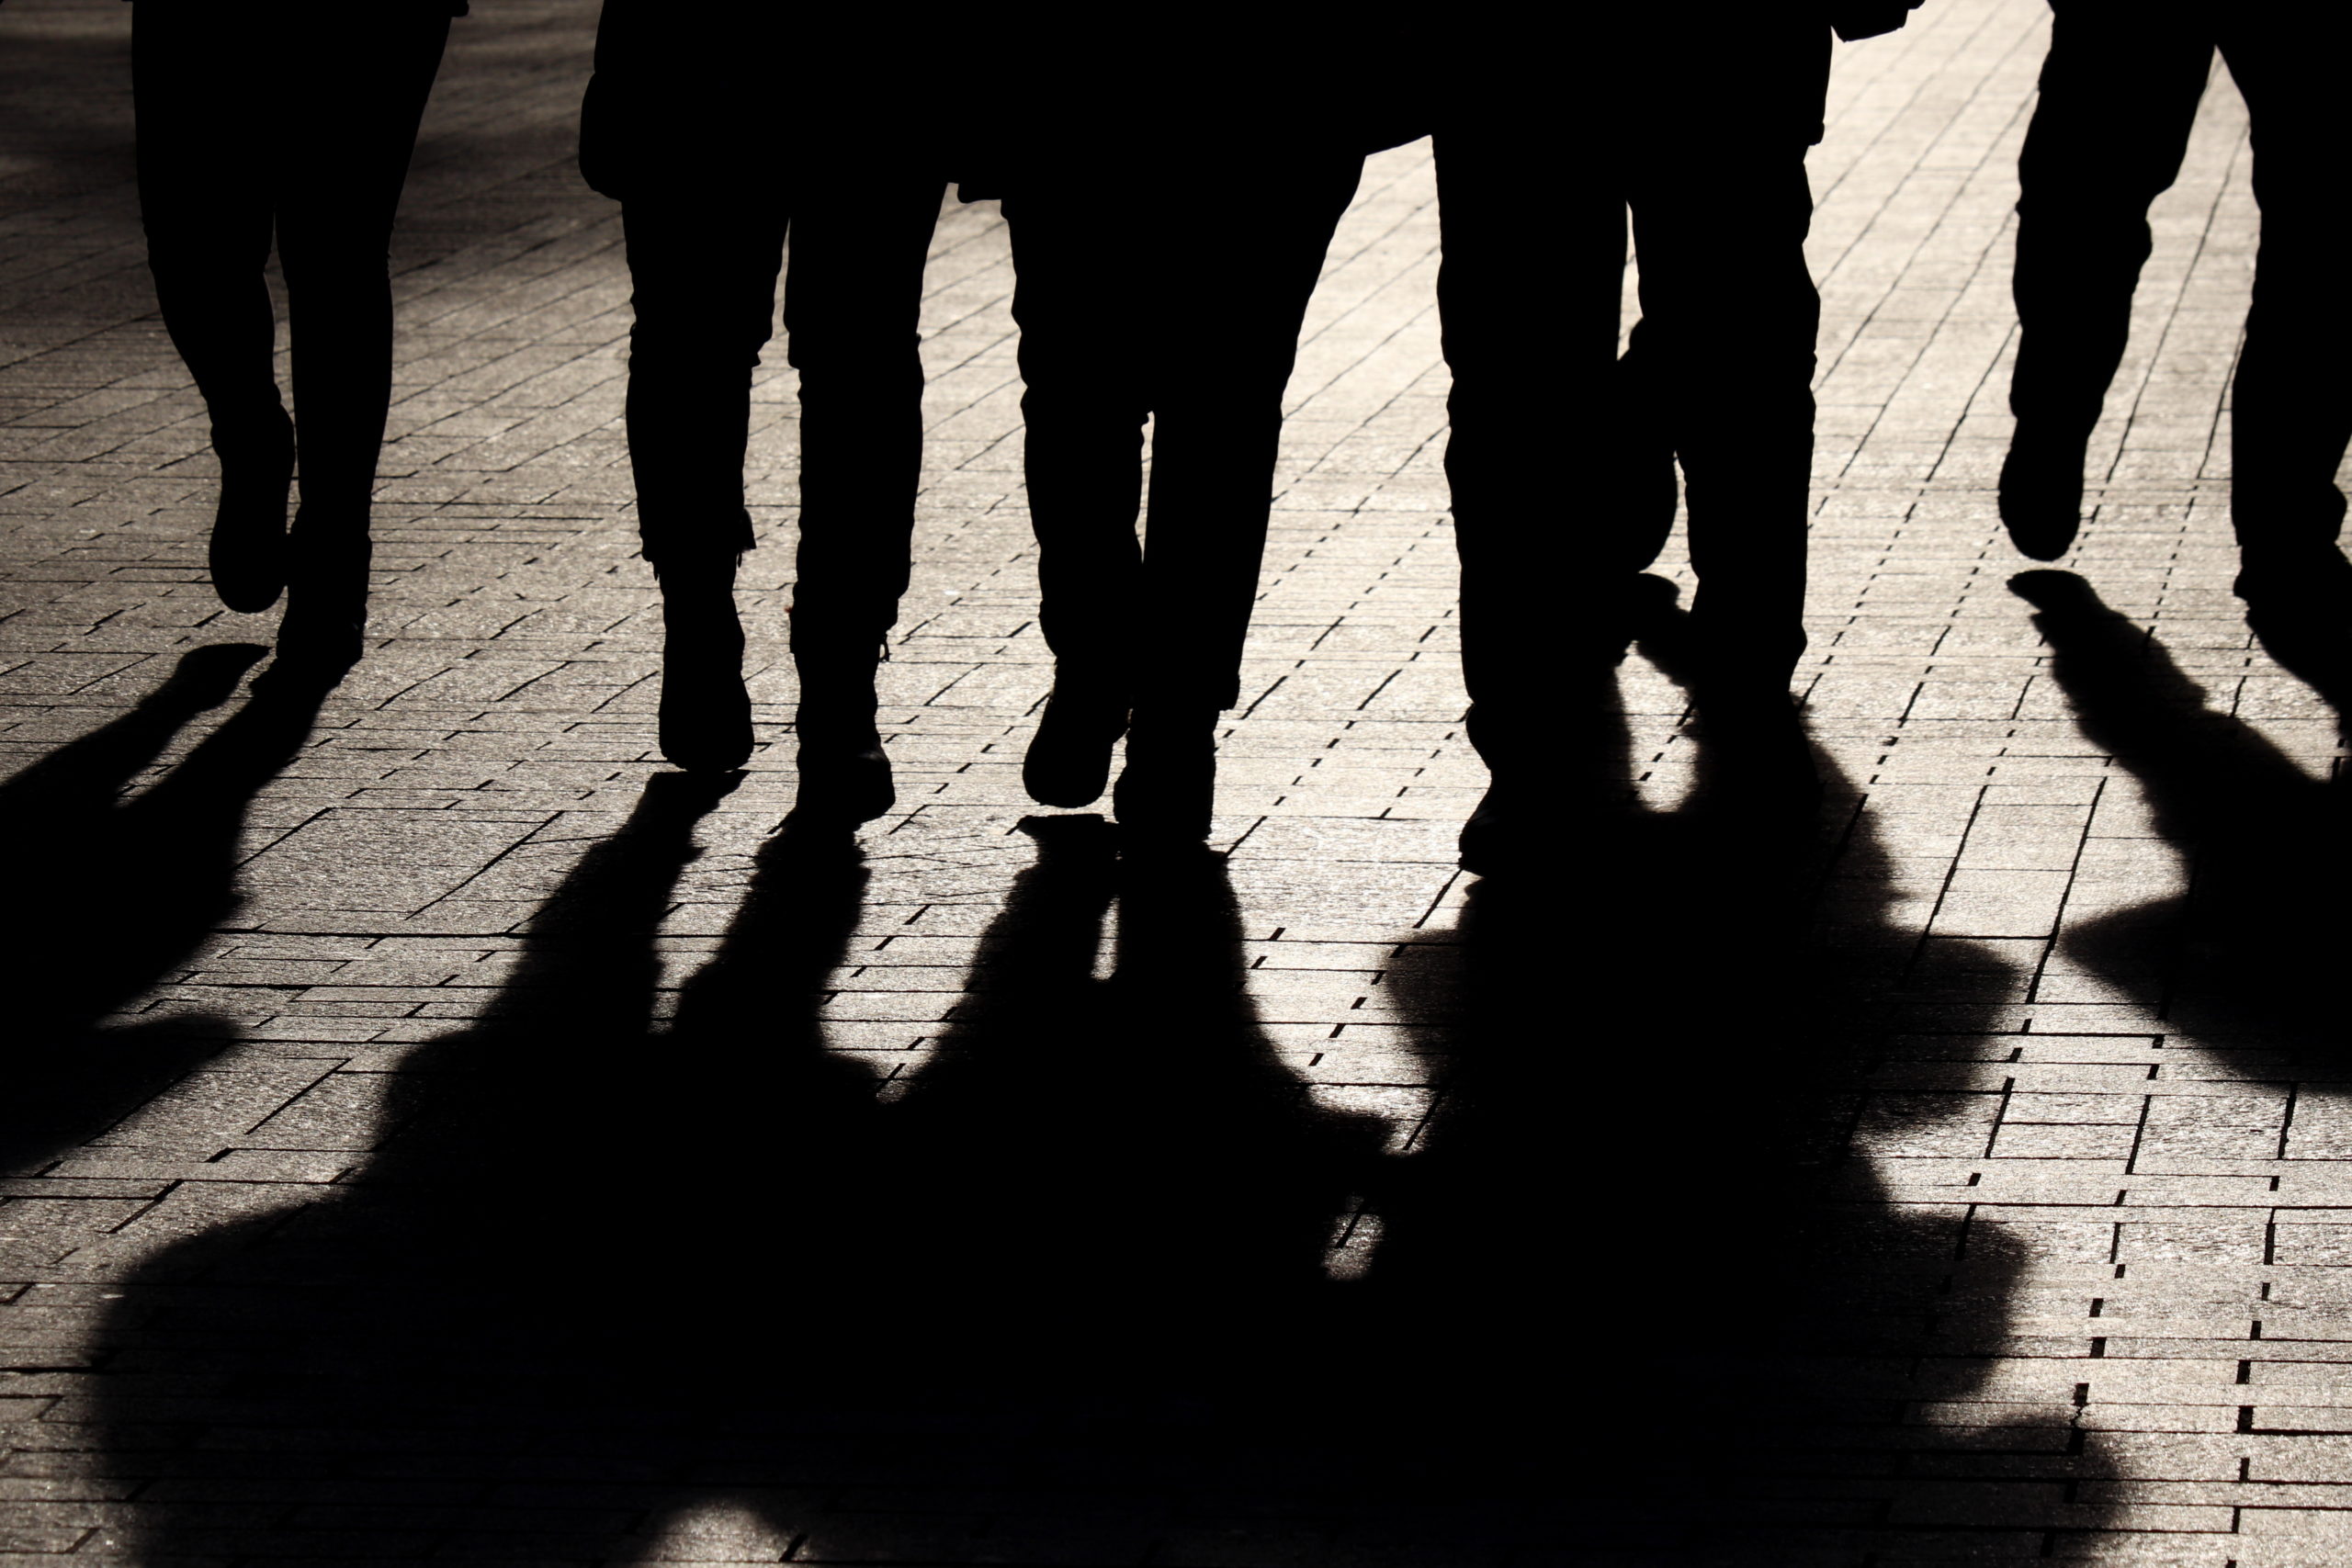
left=1362, top=590, right=2113, bottom=1562
left=94, top=781, right=1399, bottom=1559
left=2009, top=569, right=2347, bottom=1042
left=1, top=643, right=327, bottom=1173
left=88, top=591, right=2161, bottom=1561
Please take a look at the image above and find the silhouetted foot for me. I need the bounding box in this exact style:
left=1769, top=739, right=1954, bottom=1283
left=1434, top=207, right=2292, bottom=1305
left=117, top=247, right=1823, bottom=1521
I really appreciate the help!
left=2234, top=540, right=2352, bottom=621
left=208, top=408, right=294, bottom=614
left=788, top=728, right=896, bottom=828
left=1457, top=785, right=1518, bottom=876
left=1998, top=430, right=2089, bottom=560
left=264, top=522, right=368, bottom=688
left=655, top=557, right=752, bottom=773
left=1113, top=705, right=1217, bottom=843
left=1697, top=679, right=1820, bottom=823
left=1023, top=683, right=1129, bottom=807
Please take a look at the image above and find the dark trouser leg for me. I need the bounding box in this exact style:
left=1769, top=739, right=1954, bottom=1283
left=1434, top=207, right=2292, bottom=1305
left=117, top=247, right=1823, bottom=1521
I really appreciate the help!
left=620, top=193, right=785, bottom=773
left=2008, top=7, right=2211, bottom=439
left=132, top=11, right=281, bottom=438
left=1006, top=187, right=1151, bottom=701
left=1140, top=154, right=1363, bottom=711
left=1628, top=146, right=1818, bottom=682
left=780, top=175, right=946, bottom=719
left=272, top=10, right=450, bottom=527
left=620, top=197, right=778, bottom=565
left=132, top=9, right=297, bottom=614
left=2217, top=20, right=2352, bottom=556
left=1438, top=119, right=1630, bottom=777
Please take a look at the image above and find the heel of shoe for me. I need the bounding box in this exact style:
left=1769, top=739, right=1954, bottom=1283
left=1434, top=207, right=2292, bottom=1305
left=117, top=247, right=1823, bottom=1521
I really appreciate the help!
left=1112, top=705, right=1217, bottom=842
left=209, top=408, right=296, bottom=614
left=657, top=558, right=752, bottom=773
left=789, top=723, right=896, bottom=827
left=1023, top=685, right=1130, bottom=807
left=267, top=519, right=370, bottom=686
left=1998, top=431, right=2088, bottom=561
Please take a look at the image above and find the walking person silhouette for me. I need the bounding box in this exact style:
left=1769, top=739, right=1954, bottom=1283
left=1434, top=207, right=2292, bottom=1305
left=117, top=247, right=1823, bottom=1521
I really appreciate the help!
left=1001, top=31, right=1424, bottom=843
left=131, top=0, right=461, bottom=681
left=582, top=4, right=946, bottom=822
left=1999, top=4, right=2352, bottom=615
left=1436, top=6, right=1921, bottom=873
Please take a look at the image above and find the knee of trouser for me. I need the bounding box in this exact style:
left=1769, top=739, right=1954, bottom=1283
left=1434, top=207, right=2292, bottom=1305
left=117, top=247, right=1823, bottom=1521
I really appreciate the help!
left=1020, top=384, right=1148, bottom=432
left=628, top=310, right=773, bottom=370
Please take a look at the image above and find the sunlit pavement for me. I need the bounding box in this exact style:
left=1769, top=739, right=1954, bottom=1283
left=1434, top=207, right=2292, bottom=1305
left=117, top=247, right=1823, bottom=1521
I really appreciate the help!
left=0, top=4, right=2342, bottom=1563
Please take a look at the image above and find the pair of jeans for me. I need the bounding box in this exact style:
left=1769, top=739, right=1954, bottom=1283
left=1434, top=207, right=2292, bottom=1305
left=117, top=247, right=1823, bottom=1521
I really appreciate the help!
left=133, top=3, right=449, bottom=530
left=1438, top=87, right=1819, bottom=773
left=620, top=175, right=945, bottom=694
left=2010, top=2, right=2352, bottom=548
left=1002, top=153, right=1365, bottom=712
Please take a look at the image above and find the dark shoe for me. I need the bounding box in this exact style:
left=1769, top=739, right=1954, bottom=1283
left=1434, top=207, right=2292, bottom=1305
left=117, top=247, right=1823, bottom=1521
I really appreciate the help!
left=208, top=408, right=295, bottom=614
left=656, top=557, right=752, bottom=773
left=265, top=522, right=368, bottom=687
left=788, top=728, right=896, bottom=827
left=1113, top=706, right=1218, bottom=843
left=1458, top=785, right=1515, bottom=876
left=2234, top=540, right=2352, bottom=620
left=1023, top=685, right=1129, bottom=807
left=1999, top=431, right=2089, bottom=561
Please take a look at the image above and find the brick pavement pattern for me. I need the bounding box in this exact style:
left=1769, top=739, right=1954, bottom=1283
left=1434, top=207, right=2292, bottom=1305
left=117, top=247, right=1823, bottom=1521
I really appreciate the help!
left=1, top=3, right=2347, bottom=1564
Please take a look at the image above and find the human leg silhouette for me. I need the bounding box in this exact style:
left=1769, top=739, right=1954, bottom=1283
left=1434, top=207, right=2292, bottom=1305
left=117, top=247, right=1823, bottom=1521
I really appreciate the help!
left=270, top=9, right=451, bottom=676
left=2004, top=6, right=2211, bottom=559
left=138, top=8, right=449, bottom=660
left=624, top=174, right=944, bottom=799
left=1629, top=148, right=1818, bottom=676
left=1436, top=109, right=1637, bottom=872
left=780, top=174, right=946, bottom=824
left=2214, top=17, right=2352, bottom=612
left=1004, top=184, right=1151, bottom=809
left=1114, top=158, right=1364, bottom=841
left=132, top=12, right=292, bottom=615
left=620, top=196, right=781, bottom=774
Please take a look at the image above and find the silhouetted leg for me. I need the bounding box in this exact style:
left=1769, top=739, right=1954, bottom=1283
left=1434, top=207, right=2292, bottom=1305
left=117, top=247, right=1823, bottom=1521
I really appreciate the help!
left=774, top=171, right=944, bottom=822
left=1613, top=321, right=1682, bottom=573
left=1629, top=148, right=1816, bottom=682
left=1007, top=189, right=1150, bottom=687
left=621, top=196, right=783, bottom=772
left=2005, top=6, right=2211, bottom=558
left=268, top=11, right=449, bottom=675
left=1142, top=158, right=1363, bottom=712
left=132, top=9, right=293, bottom=615
left=2216, top=19, right=2352, bottom=606
left=1112, top=155, right=1363, bottom=842
left=1628, top=141, right=1822, bottom=816
left=1005, top=182, right=1151, bottom=808
left=1437, top=114, right=1631, bottom=811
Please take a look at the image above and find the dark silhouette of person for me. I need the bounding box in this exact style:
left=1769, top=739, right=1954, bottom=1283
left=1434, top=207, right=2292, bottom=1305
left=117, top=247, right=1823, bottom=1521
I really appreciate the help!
left=1999, top=6, right=2352, bottom=603
left=1436, top=6, right=1921, bottom=874
left=580, top=5, right=945, bottom=822
left=130, top=1, right=460, bottom=680
left=1002, top=38, right=1425, bottom=843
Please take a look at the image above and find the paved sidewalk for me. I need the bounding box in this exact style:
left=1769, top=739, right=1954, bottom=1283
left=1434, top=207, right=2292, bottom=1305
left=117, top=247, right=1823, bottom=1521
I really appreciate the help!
left=2, top=2, right=2346, bottom=1563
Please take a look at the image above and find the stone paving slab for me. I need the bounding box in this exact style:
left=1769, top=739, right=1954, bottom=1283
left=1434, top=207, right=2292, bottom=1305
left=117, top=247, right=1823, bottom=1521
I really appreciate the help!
left=2, top=1, right=2348, bottom=1563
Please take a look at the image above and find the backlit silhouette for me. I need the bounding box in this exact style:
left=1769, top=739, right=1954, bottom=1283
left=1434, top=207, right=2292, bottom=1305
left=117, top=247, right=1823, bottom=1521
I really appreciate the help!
left=132, top=2, right=459, bottom=679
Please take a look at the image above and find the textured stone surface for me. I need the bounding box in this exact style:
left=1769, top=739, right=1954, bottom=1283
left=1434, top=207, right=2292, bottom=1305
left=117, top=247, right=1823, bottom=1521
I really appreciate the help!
left=0, top=1, right=2345, bottom=1563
